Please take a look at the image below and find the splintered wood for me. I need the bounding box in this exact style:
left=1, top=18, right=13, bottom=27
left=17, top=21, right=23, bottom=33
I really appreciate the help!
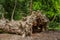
left=0, top=11, right=49, bottom=37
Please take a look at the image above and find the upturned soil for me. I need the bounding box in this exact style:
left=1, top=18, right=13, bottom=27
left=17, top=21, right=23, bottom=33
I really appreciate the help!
left=0, top=30, right=60, bottom=40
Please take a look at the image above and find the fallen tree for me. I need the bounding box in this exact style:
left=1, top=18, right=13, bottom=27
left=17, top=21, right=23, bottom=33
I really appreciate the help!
left=0, top=11, right=49, bottom=37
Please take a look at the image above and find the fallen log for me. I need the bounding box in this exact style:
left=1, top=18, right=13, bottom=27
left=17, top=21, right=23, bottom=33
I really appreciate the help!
left=0, top=11, right=49, bottom=37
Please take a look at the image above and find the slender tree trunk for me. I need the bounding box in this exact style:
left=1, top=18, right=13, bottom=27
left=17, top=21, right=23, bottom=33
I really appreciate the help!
left=51, top=14, right=56, bottom=22
left=30, top=0, right=33, bottom=14
left=1, top=8, right=5, bottom=20
left=11, top=0, right=17, bottom=21
left=2, top=13, right=4, bottom=20
left=30, top=0, right=33, bottom=35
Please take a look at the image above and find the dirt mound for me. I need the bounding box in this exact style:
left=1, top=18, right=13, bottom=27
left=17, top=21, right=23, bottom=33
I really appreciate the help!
left=0, top=30, right=60, bottom=40
left=32, top=30, right=60, bottom=40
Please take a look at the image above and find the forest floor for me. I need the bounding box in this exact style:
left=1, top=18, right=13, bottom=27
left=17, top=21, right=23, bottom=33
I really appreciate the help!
left=0, top=30, right=60, bottom=40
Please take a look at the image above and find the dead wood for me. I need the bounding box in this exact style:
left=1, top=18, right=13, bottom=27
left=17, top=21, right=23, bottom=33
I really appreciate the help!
left=0, top=11, right=49, bottom=37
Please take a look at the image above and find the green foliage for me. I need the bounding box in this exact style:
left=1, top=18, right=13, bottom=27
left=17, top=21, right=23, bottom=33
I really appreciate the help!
left=49, top=21, right=59, bottom=29
left=33, top=1, right=41, bottom=10
left=33, top=0, right=60, bottom=29
left=0, top=0, right=30, bottom=20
